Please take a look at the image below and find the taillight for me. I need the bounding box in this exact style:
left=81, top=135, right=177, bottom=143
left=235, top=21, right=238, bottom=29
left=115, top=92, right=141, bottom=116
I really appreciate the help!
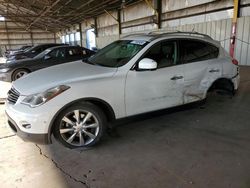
left=232, top=59, right=239, bottom=65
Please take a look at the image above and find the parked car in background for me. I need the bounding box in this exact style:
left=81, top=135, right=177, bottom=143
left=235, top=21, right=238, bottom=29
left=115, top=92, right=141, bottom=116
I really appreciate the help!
left=0, top=46, right=95, bottom=82
left=5, top=32, right=239, bottom=149
left=6, top=43, right=67, bottom=62
left=5, top=45, right=33, bottom=58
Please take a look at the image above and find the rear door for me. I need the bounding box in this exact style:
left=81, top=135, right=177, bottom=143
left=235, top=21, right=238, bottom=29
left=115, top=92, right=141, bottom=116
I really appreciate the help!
left=125, top=40, right=185, bottom=116
left=179, top=39, right=221, bottom=103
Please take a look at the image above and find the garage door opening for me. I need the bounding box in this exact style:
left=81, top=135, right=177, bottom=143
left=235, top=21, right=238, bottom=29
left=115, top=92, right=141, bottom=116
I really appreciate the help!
left=86, top=28, right=96, bottom=50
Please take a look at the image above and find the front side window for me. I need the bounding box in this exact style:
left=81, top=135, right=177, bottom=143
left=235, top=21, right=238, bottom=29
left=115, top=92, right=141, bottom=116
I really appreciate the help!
left=142, top=40, right=178, bottom=68
left=48, top=48, right=66, bottom=59
left=34, top=49, right=51, bottom=59
left=88, top=40, right=148, bottom=67
left=180, top=39, right=219, bottom=63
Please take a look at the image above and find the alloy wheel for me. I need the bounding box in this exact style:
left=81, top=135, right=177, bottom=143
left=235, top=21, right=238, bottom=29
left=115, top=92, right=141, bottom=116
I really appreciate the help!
left=14, top=70, right=28, bottom=80
left=59, top=109, right=100, bottom=147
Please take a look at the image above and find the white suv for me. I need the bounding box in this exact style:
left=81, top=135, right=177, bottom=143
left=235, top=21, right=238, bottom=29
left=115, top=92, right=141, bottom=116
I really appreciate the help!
left=5, top=32, right=240, bottom=148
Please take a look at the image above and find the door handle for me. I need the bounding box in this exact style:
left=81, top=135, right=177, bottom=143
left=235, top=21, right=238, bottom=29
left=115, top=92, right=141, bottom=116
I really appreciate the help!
left=171, top=76, right=183, bottom=80
left=209, top=69, right=220, bottom=73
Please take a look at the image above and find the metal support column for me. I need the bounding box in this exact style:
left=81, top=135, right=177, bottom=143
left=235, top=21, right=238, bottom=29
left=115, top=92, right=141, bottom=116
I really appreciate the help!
left=94, top=17, right=98, bottom=38
left=30, top=30, right=34, bottom=45
left=79, top=23, right=83, bottom=47
left=144, top=0, right=159, bottom=28
left=118, top=10, right=122, bottom=35
left=156, top=0, right=161, bottom=29
left=53, top=33, right=57, bottom=43
left=230, top=0, right=241, bottom=58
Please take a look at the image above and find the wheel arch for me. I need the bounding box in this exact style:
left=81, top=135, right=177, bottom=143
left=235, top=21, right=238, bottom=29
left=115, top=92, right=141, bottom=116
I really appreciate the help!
left=207, top=77, right=234, bottom=94
left=47, top=97, right=116, bottom=143
left=11, top=67, right=31, bottom=81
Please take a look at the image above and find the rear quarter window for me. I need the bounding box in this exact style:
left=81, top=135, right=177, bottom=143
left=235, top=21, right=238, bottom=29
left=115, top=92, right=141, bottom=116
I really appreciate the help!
left=180, top=39, right=219, bottom=63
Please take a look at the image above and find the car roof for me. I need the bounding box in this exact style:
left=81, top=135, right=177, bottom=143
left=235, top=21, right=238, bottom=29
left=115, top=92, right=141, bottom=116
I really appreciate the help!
left=45, top=45, right=89, bottom=51
left=122, top=31, right=219, bottom=46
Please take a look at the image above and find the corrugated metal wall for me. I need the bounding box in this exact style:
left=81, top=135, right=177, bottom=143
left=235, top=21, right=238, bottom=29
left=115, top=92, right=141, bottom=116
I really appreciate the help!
left=0, top=20, right=59, bottom=55
left=60, top=0, right=250, bottom=66
left=95, top=16, right=250, bottom=66
left=235, top=16, right=250, bottom=66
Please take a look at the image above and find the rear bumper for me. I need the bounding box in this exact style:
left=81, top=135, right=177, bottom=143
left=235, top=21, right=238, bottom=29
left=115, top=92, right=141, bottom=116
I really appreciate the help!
left=232, top=72, right=240, bottom=90
left=6, top=112, right=49, bottom=144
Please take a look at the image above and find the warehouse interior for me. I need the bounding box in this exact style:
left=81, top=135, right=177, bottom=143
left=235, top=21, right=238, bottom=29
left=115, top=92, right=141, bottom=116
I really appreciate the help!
left=0, top=0, right=250, bottom=64
left=1, top=0, right=250, bottom=187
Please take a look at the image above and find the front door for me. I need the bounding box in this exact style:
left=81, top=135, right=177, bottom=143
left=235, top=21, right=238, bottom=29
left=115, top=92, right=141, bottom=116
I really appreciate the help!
left=125, top=40, right=184, bottom=116
left=43, top=48, right=67, bottom=67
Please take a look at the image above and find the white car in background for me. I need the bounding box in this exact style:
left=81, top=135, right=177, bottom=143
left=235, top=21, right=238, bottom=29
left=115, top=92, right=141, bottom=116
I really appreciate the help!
left=5, top=32, right=240, bottom=148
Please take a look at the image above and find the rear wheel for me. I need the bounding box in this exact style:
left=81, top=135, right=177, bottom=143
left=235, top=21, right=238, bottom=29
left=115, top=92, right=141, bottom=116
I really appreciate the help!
left=53, top=102, right=106, bottom=149
left=12, top=69, right=29, bottom=81
left=208, top=78, right=234, bottom=96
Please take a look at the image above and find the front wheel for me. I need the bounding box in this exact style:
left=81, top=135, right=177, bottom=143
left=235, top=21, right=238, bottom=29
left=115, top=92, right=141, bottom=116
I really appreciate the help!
left=12, top=69, right=29, bottom=81
left=53, top=102, right=106, bottom=149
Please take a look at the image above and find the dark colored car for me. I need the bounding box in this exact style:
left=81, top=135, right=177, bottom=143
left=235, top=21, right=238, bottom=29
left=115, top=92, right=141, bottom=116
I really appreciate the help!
left=4, top=45, right=33, bottom=58
left=6, top=43, right=67, bottom=62
left=0, top=46, right=95, bottom=82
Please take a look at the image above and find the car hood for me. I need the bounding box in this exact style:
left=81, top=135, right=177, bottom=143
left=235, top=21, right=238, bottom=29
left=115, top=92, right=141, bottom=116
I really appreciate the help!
left=13, top=60, right=118, bottom=95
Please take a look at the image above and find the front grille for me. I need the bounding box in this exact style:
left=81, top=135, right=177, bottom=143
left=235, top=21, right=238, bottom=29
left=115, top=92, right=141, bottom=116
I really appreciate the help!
left=7, top=87, right=20, bottom=104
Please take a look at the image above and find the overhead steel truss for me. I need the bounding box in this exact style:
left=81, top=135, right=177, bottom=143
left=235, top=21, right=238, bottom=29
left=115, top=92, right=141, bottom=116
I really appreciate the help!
left=0, top=0, right=142, bottom=32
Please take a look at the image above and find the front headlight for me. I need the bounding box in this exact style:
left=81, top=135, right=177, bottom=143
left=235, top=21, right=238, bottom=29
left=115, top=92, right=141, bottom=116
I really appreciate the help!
left=21, top=85, right=70, bottom=108
left=0, top=68, right=10, bottom=73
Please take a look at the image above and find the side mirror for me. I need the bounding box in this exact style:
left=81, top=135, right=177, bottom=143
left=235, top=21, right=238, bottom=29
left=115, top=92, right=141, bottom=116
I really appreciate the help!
left=138, top=58, right=157, bottom=71
left=44, top=55, right=51, bottom=60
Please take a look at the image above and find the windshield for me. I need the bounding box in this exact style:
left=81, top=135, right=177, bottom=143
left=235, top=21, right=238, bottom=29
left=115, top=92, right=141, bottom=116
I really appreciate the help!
left=34, top=49, right=51, bottom=59
left=25, top=45, right=38, bottom=53
left=87, top=40, right=148, bottom=67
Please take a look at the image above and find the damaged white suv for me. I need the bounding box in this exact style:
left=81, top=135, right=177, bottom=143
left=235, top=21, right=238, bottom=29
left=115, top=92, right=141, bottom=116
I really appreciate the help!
left=5, top=32, right=240, bottom=148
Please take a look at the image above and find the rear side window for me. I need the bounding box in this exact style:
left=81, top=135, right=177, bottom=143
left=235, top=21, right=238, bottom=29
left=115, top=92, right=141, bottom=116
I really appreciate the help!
left=48, top=48, right=66, bottom=58
left=180, top=40, right=219, bottom=63
left=68, top=48, right=83, bottom=57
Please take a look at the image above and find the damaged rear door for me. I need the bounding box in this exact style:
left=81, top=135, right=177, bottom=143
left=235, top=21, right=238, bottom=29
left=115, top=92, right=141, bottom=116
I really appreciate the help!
left=180, top=39, right=221, bottom=103
left=125, top=40, right=184, bottom=116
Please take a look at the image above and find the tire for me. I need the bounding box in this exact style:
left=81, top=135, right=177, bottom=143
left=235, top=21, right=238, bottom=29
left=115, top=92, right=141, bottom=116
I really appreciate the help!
left=12, top=69, right=29, bottom=81
left=53, top=102, right=107, bottom=149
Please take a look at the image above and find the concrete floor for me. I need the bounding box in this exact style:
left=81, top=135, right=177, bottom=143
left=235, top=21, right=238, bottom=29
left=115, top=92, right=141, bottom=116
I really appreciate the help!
left=1, top=67, right=250, bottom=188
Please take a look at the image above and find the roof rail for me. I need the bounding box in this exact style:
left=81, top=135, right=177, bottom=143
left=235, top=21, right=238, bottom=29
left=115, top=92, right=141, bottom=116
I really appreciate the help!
left=122, top=31, right=213, bottom=40
left=122, top=31, right=152, bottom=38
left=153, top=31, right=213, bottom=40
left=147, top=30, right=180, bottom=35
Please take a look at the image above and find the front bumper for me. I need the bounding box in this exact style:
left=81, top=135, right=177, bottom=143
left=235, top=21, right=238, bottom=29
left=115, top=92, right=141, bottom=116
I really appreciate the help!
left=5, top=99, right=57, bottom=145
left=6, top=112, right=49, bottom=144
